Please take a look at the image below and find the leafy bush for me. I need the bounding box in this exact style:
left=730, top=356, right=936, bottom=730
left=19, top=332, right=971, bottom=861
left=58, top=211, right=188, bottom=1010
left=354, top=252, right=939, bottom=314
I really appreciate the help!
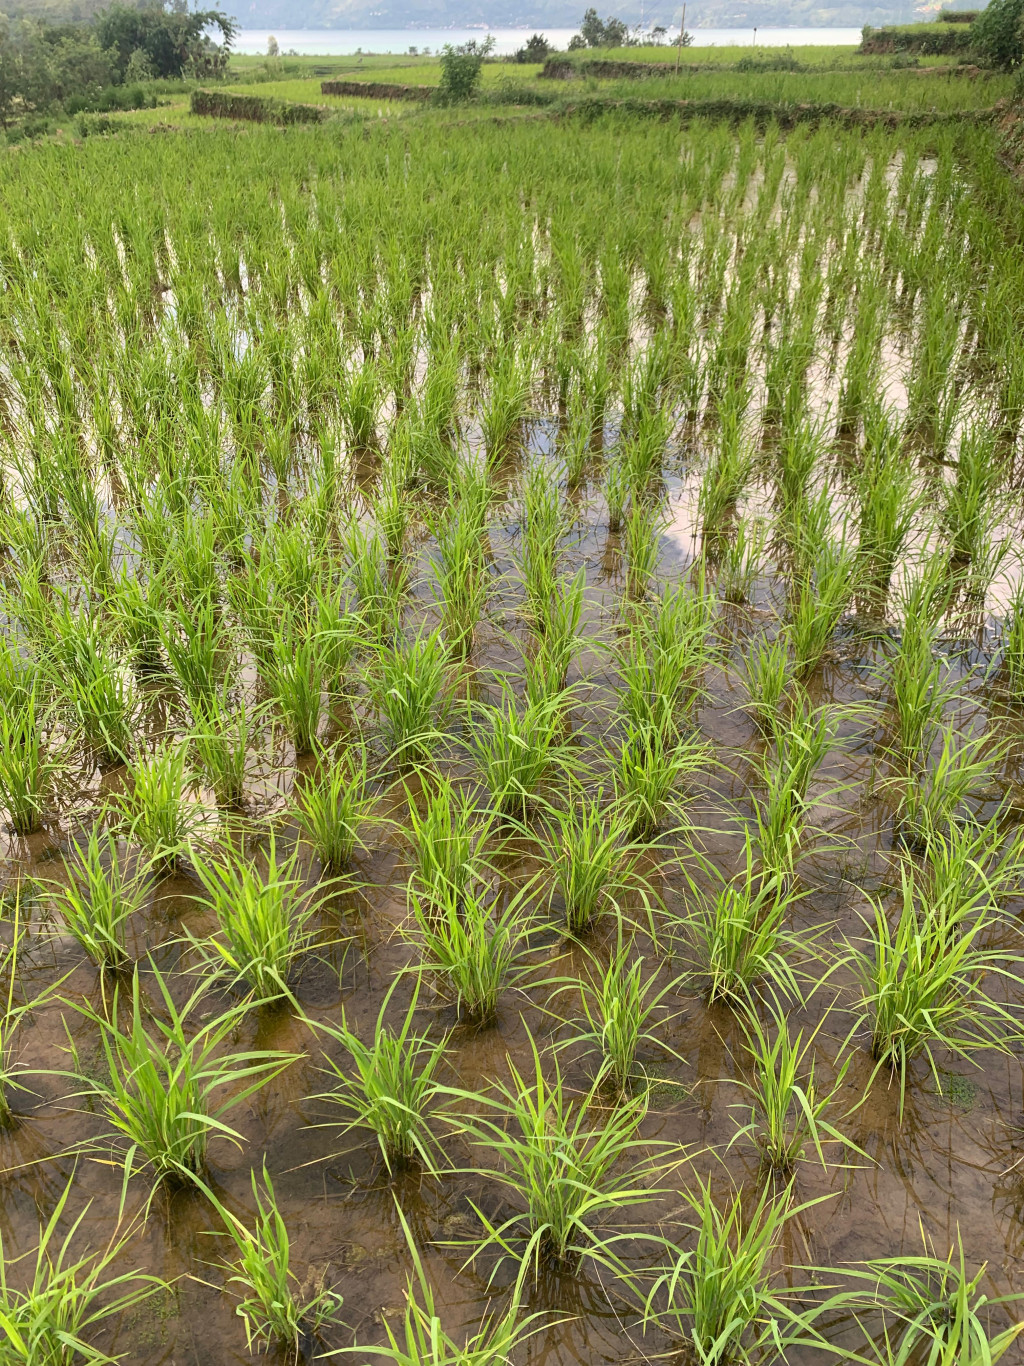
left=64, top=83, right=156, bottom=116
left=437, top=36, right=495, bottom=101
left=858, top=22, right=975, bottom=54
left=512, top=33, right=553, bottom=63
left=971, top=0, right=1024, bottom=67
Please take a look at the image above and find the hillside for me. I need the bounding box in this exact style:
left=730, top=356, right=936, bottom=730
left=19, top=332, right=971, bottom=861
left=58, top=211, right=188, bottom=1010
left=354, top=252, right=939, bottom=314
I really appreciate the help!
left=1, top=0, right=925, bottom=31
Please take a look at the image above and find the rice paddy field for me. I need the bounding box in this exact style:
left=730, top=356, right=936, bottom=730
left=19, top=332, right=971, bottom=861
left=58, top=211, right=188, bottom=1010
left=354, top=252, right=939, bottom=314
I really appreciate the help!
left=3, top=101, right=1024, bottom=1366
left=217, top=58, right=1014, bottom=114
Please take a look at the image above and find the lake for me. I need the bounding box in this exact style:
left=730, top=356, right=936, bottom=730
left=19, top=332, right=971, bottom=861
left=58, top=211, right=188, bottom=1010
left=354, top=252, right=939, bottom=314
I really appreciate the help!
left=233, top=26, right=864, bottom=56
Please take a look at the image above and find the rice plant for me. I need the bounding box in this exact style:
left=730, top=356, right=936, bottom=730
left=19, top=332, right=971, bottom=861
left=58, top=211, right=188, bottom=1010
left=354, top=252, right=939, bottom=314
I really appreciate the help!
left=736, top=630, right=794, bottom=733
left=310, top=982, right=449, bottom=1175
left=698, top=421, right=754, bottom=541
left=432, top=498, right=489, bottom=658
left=466, top=688, right=568, bottom=821
left=891, top=726, right=1002, bottom=849
left=643, top=1178, right=824, bottom=1365
left=114, top=742, right=201, bottom=873
left=855, top=408, right=921, bottom=600
left=62, top=633, right=140, bottom=768
left=190, top=689, right=258, bottom=810
left=729, top=1005, right=855, bottom=1173
left=536, top=795, right=643, bottom=935
left=789, top=536, right=858, bottom=677
left=450, top=1035, right=655, bottom=1280
left=405, top=774, right=482, bottom=902
left=211, top=1164, right=344, bottom=1361
left=886, top=618, right=952, bottom=770
left=292, top=740, right=378, bottom=874
left=717, top=518, right=766, bottom=605
left=160, top=598, right=233, bottom=723
left=605, top=457, right=628, bottom=534
left=532, top=567, right=586, bottom=688
left=921, top=814, right=1024, bottom=916
left=482, top=347, right=532, bottom=463
left=613, top=722, right=711, bottom=839
left=943, top=429, right=1005, bottom=566
left=189, top=837, right=325, bottom=1001
left=1000, top=582, right=1024, bottom=702
left=624, top=500, right=666, bottom=601
left=344, top=517, right=405, bottom=646
left=840, top=1231, right=1024, bottom=1366
left=616, top=581, right=717, bottom=742
left=69, top=968, right=296, bottom=1188
left=48, top=827, right=148, bottom=972
left=0, top=690, right=64, bottom=835
left=0, top=896, right=47, bottom=1129
left=519, top=460, right=564, bottom=630
left=357, top=1204, right=543, bottom=1366
left=678, top=838, right=806, bottom=1005
left=406, top=877, right=532, bottom=1025
left=368, top=630, right=449, bottom=770
left=851, top=865, right=1021, bottom=1111
left=0, top=1177, right=159, bottom=1366
left=265, top=612, right=332, bottom=757
left=558, top=931, right=682, bottom=1096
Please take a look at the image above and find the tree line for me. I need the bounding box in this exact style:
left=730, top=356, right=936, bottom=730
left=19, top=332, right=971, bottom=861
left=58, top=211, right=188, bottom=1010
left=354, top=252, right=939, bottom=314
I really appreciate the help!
left=0, top=0, right=235, bottom=127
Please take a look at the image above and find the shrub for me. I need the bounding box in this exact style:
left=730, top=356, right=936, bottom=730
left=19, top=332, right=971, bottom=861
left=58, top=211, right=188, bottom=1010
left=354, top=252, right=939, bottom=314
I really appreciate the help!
left=971, top=0, right=1024, bottom=67
left=437, top=37, right=495, bottom=102
left=512, top=33, right=552, bottom=62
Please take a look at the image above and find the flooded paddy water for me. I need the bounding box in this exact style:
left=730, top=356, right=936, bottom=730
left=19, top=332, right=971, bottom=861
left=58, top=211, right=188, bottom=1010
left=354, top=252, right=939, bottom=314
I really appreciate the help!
left=0, top=113, right=1023, bottom=1363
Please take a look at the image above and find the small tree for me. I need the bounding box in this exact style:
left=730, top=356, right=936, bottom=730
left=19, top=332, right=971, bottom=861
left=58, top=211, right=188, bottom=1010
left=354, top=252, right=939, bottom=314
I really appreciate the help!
left=580, top=8, right=607, bottom=44
left=971, top=0, right=1024, bottom=68
left=437, top=35, right=494, bottom=101
left=513, top=33, right=552, bottom=62
left=267, top=34, right=279, bottom=57
left=577, top=9, right=631, bottom=48
left=95, top=2, right=236, bottom=82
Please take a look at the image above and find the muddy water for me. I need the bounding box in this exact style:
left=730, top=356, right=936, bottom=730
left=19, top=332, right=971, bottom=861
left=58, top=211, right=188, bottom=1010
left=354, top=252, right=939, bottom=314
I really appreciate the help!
left=0, top=438, right=1022, bottom=1366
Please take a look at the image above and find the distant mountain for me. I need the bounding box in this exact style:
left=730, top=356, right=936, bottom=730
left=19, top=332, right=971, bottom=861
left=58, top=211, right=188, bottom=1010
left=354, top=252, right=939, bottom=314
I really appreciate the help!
left=5, top=0, right=918, bottom=33
left=230, top=0, right=910, bottom=23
